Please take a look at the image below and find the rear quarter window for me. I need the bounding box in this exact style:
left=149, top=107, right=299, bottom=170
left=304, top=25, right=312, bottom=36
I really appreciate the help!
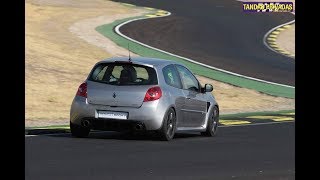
left=89, top=63, right=158, bottom=86
left=162, top=64, right=182, bottom=89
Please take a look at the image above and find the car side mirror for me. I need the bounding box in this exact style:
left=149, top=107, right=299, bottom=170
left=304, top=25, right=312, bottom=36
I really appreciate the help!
left=204, top=84, right=213, bottom=92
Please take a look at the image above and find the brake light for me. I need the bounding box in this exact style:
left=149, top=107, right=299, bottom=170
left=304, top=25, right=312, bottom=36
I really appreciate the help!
left=76, top=82, right=87, bottom=98
left=143, top=86, right=162, bottom=102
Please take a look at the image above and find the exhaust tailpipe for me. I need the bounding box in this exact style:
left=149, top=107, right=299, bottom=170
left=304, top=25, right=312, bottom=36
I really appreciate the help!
left=82, top=120, right=91, bottom=128
left=134, top=123, right=144, bottom=131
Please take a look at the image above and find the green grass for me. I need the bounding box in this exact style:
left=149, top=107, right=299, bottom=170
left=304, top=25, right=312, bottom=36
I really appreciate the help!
left=220, top=109, right=295, bottom=119
left=25, top=125, right=70, bottom=130
left=95, top=16, right=295, bottom=98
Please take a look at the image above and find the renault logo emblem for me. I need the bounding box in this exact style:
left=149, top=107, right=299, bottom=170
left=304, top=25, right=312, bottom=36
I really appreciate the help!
left=113, top=92, right=116, bottom=98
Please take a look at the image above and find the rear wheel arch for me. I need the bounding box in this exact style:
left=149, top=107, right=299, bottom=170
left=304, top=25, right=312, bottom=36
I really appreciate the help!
left=168, top=105, right=178, bottom=125
left=162, top=106, right=177, bottom=125
left=169, top=106, right=176, bottom=115
left=158, top=107, right=177, bottom=141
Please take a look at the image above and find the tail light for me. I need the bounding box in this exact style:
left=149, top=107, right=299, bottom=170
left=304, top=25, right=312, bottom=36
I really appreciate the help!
left=76, top=82, right=87, bottom=98
left=143, top=86, right=162, bottom=102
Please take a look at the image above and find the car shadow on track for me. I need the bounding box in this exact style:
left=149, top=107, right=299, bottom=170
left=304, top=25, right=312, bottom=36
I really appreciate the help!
left=36, top=129, right=204, bottom=141
left=89, top=131, right=203, bottom=141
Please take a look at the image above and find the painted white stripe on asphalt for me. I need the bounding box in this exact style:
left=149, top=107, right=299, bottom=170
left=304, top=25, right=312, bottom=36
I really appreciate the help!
left=115, top=11, right=295, bottom=88
left=25, top=135, right=38, bottom=137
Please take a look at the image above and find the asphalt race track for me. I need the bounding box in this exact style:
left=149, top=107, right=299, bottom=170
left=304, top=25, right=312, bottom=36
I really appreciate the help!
left=25, top=123, right=294, bottom=180
left=113, top=0, right=295, bottom=86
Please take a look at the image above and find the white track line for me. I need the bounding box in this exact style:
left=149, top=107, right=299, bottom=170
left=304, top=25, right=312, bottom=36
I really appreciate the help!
left=25, top=135, right=39, bottom=137
left=115, top=11, right=295, bottom=89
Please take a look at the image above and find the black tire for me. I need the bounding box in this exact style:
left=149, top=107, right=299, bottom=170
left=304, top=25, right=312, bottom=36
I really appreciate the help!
left=159, top=108, right=176, bottom=141
left=70, top=121, right=90, bottom=138
left=201, top=106, right=219, bottom=137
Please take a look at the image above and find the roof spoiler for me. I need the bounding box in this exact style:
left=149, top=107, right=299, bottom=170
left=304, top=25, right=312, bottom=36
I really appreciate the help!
left=114, top=60, right=133, bottom=64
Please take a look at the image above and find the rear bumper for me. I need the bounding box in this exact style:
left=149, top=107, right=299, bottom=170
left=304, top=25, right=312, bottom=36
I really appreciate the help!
left=82, top=118, right=146, bottom=132
left=70, top=96, right=167, bottom=130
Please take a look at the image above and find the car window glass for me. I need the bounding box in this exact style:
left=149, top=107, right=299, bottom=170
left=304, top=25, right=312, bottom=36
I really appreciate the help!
left=93, top=65, right=107, bottom=81
left=135, top=67, right=149, bottom=80
left=111, top=66, right=122, bottom=79
left=90, top=63, right=157, bottom=86
left=163, top=65, right=182, bottom=89
left=176, top=65, right=199, bottom=92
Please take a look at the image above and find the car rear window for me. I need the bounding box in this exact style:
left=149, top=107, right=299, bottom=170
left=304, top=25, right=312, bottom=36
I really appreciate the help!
left=88, top=63, right=158, bottom=85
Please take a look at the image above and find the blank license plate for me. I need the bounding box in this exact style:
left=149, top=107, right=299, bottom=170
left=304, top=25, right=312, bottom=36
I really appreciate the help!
left=98, top=111, right=128, bottom=120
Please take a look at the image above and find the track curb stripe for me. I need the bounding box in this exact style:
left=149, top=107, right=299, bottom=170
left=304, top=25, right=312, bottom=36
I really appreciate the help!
left=121, top=3, right=136, bottom=7
left=220, top=120, right=251, bottom=125
left=263, top=19, right=295, bottom=59
left=144, top=7, right=155, bottom=10
left=144, top=9, right=170, bottom=18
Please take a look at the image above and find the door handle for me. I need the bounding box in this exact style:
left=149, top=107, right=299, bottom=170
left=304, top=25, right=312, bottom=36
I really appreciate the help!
left=186, top=97, right=191, bottom=100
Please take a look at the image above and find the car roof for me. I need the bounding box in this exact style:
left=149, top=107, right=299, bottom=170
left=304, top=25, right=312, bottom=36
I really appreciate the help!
left=98, top=56, right=184, bottom=67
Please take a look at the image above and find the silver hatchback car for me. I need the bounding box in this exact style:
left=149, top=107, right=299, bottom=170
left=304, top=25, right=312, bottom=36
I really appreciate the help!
left=70, top=57, right=219, bottom=141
